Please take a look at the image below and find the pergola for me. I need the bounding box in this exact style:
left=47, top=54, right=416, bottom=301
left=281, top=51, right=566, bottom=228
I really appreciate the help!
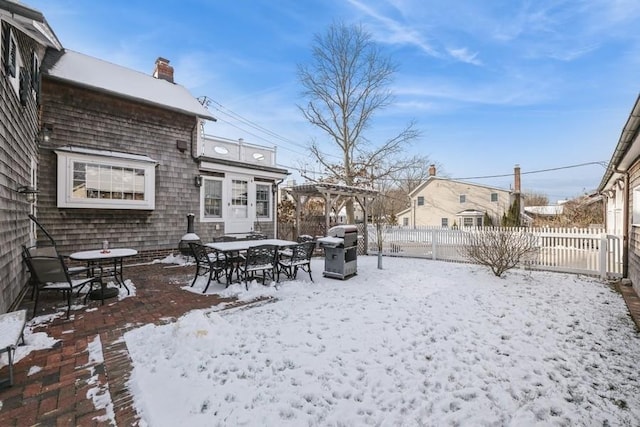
left=287, top=183, right=379, bottom=252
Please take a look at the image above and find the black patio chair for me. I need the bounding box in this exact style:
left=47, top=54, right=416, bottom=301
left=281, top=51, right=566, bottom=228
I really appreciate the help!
left=188, top=242, right=226, bottom=293
left=23, top=245, right=87, bottom=300
left=278, top=241, right=315, bottom=282
left=238, top=244, right=278, bottom=290
left=22, top=250, right=103, bottom=319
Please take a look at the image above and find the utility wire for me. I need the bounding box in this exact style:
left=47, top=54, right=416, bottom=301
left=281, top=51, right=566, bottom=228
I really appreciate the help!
left=201, top=95, right=342, bottom=161
left=452, top=161, right=607, bottom=181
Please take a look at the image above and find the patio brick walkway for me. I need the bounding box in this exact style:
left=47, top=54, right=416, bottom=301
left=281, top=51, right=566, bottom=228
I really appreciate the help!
left=1, top=263, right=639, bottom=426
left=0, top=263, right=240, bottom=426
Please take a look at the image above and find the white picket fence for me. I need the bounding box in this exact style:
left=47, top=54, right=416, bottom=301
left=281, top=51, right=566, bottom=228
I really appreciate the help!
left=365, top=225, right=623, bottom=279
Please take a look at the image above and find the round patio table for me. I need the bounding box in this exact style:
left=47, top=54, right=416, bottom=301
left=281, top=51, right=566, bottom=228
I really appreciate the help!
left=69, top=248, right=137, bottom=300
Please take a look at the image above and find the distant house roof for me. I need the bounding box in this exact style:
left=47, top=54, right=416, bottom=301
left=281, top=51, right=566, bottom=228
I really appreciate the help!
left=524, top=205, right=564, bottom=216
left=409, top=176, right=511, bottom=198
left=41, top=49, right=215, bottom=120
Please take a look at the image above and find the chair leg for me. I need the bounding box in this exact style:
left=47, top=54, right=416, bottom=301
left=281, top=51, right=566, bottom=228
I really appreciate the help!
left=33, top=288, right=40, bottom=318
left=66, top=288, right=72, bottom=319
left=202, top=268, right=214, bottom=293
left=190, top=265, right=200, bottom=287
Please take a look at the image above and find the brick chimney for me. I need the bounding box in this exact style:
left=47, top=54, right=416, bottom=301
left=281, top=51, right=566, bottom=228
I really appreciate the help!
left=153, top=57, right=174, bottom=83
left=514, top=164, right=521, bottom=194
left=428, top=164, right=436, bottom=177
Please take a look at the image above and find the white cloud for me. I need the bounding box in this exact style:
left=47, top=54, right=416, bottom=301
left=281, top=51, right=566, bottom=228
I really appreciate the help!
left=447, top=47, right=482, bottom=66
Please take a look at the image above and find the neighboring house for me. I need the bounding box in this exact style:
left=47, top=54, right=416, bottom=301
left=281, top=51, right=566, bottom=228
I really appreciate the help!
left=1, top=1, right=288, bottom=313
left=0, top=1, right=62, bottom=313
left=598, top=93, right=640, bottom=290
left=396, top=165, right=521, bottom=227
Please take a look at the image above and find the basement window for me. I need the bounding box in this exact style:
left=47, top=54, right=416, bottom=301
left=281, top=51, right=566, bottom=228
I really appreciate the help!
left=55, top=146, right=157, bottom=210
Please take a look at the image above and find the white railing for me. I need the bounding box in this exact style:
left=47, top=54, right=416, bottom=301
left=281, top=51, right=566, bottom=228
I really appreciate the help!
left=201, top=135, right=276, bottom=167
left=366, top=225, right=623, bottom=279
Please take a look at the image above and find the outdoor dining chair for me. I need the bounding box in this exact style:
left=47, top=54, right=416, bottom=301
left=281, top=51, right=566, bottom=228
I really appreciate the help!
left=238, top=244, right=278, bottom=290
left=22, top=250, right=103, bottom=319
left=278, top=241, right=315, bottom=282
left=188, top=242, right=226, bottom=293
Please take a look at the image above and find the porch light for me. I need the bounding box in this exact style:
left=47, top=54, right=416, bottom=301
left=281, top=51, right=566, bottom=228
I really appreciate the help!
left=17, top=185, right=38, bottom=203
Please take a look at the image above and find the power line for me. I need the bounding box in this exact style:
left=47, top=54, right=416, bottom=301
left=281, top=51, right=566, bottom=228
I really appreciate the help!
left=452, top=161, right=608, bottom=181
left=200, top=95, right=342, bottom=161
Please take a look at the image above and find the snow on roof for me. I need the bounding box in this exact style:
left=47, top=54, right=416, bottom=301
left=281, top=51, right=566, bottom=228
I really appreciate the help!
left=524, top=205, right=564, bottom=216
left=42, top=49, right=215, bottom=120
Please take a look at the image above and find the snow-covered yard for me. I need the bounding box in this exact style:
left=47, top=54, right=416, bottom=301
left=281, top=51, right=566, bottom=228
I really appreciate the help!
left=125, top=256, right=640, bottom=426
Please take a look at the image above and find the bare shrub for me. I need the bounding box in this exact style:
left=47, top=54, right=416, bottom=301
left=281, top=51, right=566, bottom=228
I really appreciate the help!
left=462, top=228, right=538, bottom=277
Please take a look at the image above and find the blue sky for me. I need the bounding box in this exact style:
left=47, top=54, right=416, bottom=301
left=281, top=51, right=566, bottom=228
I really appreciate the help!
left=26, top=0, right=640, bottom=202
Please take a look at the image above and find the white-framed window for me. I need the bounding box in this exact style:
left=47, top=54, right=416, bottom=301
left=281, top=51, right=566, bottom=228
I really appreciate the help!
left=441, top=218, right=448, bottom=227
left=256, top=183, right=271, bottom=219
left=403, top=217, right=409, bottom=226
left=460, top=194, right=466, bottom=203
left=490, top=193, right=498, bottom=202
left=476, top=217, right=483, bottom=227
left=417, top=196, right=424, bottom=206
left=633, top=186, right=640, bottom=225
left=463, top=217, right=474, bottom=227
left=203, top=177, right=223, bottom=219
left=55, top=148, right=157, bottom=210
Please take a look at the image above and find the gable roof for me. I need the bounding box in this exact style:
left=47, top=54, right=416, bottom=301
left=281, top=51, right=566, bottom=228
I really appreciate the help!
left=409, top=176, right=511, bottom=198
left=0, top=0, right=62, bottom=49
left=41, top=49, right=215, bottom=120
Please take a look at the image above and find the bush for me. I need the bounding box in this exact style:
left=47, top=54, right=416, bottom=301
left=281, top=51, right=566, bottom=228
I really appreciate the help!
left=462, top=228, right=538, bottom=277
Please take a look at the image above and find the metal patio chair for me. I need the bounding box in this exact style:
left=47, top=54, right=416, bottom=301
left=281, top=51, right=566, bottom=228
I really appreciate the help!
left=22, top=250, right=103, bottom=319
left=239, top=244, right=278, bottom=290
left=278, top=241, right=315, bottom=282
left=189, top=242, right=226, bottom=293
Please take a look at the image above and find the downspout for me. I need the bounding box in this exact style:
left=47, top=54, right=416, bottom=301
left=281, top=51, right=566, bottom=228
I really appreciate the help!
left=615, top=169, right=630, bottom=278
left=273, top=178, right=285, bottom=238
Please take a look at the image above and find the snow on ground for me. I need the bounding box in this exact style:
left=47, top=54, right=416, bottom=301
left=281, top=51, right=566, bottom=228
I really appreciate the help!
left=125, top=256, right=640, bottom=426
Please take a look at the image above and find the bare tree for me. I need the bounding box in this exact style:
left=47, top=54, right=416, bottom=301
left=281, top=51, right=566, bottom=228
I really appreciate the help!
left=297, top=21, right=421, bottom=223
left=462, top=229, right=538, bottom=277
left=523, top=192, right=549, bottom=207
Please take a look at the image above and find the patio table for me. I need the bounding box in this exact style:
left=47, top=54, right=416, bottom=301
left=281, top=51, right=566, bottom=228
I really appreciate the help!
left=69, top=248, right=137, bottom=299
left=206, top=239, right=297, bottom=283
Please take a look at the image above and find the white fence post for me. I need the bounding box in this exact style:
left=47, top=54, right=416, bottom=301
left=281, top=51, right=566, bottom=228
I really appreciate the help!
left=431, top=229, right=437, bottom=260
left=599, top=234, right=608, bottom=279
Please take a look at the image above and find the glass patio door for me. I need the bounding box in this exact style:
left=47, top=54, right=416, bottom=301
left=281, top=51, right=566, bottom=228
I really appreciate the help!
left=226, top=177, right=254, bottom=233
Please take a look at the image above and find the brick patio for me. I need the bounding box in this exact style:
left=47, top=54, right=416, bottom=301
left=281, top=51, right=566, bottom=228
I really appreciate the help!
left=0, top=262, right=240, bottom=426
left=1, top=262, right=639, bottom=426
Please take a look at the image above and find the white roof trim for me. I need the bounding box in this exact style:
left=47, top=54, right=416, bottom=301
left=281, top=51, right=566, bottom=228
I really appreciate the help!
left=199, top=160, right=287, bottom=180
left=54, top=146, right=158, bottom=164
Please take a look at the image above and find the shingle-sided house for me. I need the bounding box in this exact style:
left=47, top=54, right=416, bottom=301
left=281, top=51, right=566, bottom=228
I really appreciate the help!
left=598, top=93, right=640, bottom=291
left=38, top=50, right=288, bottom=258
left=37, top=50, right=217, bottom=259
left=1, top=1, right=289, bottom=313
left=396, top=165, right=520, bottom=228
left=1, top=1, right=61, bottom=313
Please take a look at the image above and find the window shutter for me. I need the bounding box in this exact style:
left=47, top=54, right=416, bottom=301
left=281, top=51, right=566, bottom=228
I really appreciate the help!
left=31, top=52, right=39, bottom=86
left=19, top=67, right=29, bottom=106
left=8, top=37, right=16, bottom=77
left=1, top=27, right=9, bottom=75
